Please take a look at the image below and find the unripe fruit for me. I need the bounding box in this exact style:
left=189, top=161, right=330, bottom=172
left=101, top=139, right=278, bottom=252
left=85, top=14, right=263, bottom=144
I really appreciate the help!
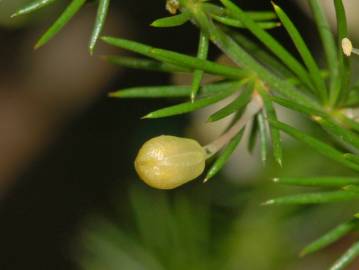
left=134, top=135, right=206, bottom=189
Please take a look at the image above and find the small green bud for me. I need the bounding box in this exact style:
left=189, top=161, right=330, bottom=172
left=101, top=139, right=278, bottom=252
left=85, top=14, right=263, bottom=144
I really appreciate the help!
left=134, top=135, right=206, bottom=189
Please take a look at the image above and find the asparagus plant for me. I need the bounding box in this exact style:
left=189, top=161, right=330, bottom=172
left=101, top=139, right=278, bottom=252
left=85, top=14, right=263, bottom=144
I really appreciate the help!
left=10, top=0, right=359, bottom=269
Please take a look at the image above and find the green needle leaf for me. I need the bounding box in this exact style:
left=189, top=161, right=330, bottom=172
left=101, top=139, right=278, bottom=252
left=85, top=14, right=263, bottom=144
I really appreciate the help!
left=344, top=153, right=359, bottom=165
left=103, top=55, right=190, bottom=73
left=219, top=0, right=313, bottom=90
left=109, top=85, right=193, bottom=98
left=308, top=0, right=338, bottom=99
left=264, top=190, right=359, bottom=205
left=273, top=176, right=359, bottom=187
left=208, top=81, right=253, bottom=122
left=202, top=3, right=277, bottom=21
left=268, top=119, right=359, bottom=171
left=151, top=47, right=250, bottom=80
left=101, top=36, right=251, bottom=79
left=89, top=0, right=110, bottom=54
left=201, top=3, right=226, bottom=17
left=330, top=240, right=359, bottom=270
left=212, top=15, right=280, bottom=30
left=247, top=115, right=259, bottom=153
left=257, top=112, right=269, bottom=163
left=258, top=87, right=283, bottom=167
left=11, top=0, right=57, bottom=17
left=246, top=11, right=277, bottom=21
left=151, top=12, right=191, bottom=28
left=183, top=4, right=319, bottom=107
left=191, top=32, right=210, bottom=101
left=270, top=95, right=326, bottom=118
left=198, top=5, right=319, bottom=108
left=204, top=128, right=245, bottom=182
left=301, top=219, right=358, bottom=257
left=272, top=2, right=327, bottom=102
left=34, top=0, right=86, bottom=49
left=109, top=80, right=241, bottom=98
left=315, top=117, right=359, bottom=149
left=143, top=81, right=243, bottom=118
left=229, top=30, right=293, bottom=78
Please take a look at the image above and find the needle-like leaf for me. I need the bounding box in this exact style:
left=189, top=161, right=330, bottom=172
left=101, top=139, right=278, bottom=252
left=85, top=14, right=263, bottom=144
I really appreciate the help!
left=330, top=240, right=359, bottom=270
left=35, top=0, right=87, bottom=49
left=228, top=30, right=293, bottom=78
left=143, top=81, right=243, bottom=118
left=103, top=55, right=190, bottom=73
left=194, top=8, right=319, bottom=108
left=308, top=0, right=338, bottom=98
left=264, top=190, right=359, bottom=205
left=219, top=0, right=314, bottom=90
left=270, top=95, right=326, bottom=118
left=109, top=81, right=241, bottom=98
left=273, top=176, right=359, bottom=187
left=11, top=0, right=57, bottom=17
left=315, top=117, right=359, bottom=149
left=212, top=15, right=280, bottom=30
left=272, top=3, right=327, bottom=102
left=89, top=0, right=110, bottom=54
left=208, top=81, right=253, bottom=122
left=110, top=85, right=193, bottom=98
left=191, top=32, right=209, bottom=101
left=268, top=119, right=359, bottom=171
left=151, top=12, right=191, bottom=28
left=246, top=11, right=277, bottom=21
left=258, top=87, right=283, bottom=167
left=301, top=219, right=358, bottom=257
left=202, top=3, right=277, bottom=21
left=257, top=112, right=269, bottom=163
left=101, top=37, right=251, bottom=79
left=204, top=128, right=245, bottom=182
left=247, top=116, right=259, bottom=153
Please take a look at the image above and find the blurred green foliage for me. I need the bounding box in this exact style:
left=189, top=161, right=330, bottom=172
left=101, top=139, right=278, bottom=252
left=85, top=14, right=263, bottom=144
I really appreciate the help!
left=77, top=137, right=357, bottom=270
left=3, top=0, right=359, bottom=269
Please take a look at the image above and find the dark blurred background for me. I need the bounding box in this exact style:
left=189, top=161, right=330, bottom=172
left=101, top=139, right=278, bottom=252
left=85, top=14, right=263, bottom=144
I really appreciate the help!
left=0, top=1, right=358, bottom=269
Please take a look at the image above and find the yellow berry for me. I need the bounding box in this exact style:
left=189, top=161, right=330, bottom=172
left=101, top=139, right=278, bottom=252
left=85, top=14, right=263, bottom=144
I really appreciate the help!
left=134, top=135, right=206, bottom=189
